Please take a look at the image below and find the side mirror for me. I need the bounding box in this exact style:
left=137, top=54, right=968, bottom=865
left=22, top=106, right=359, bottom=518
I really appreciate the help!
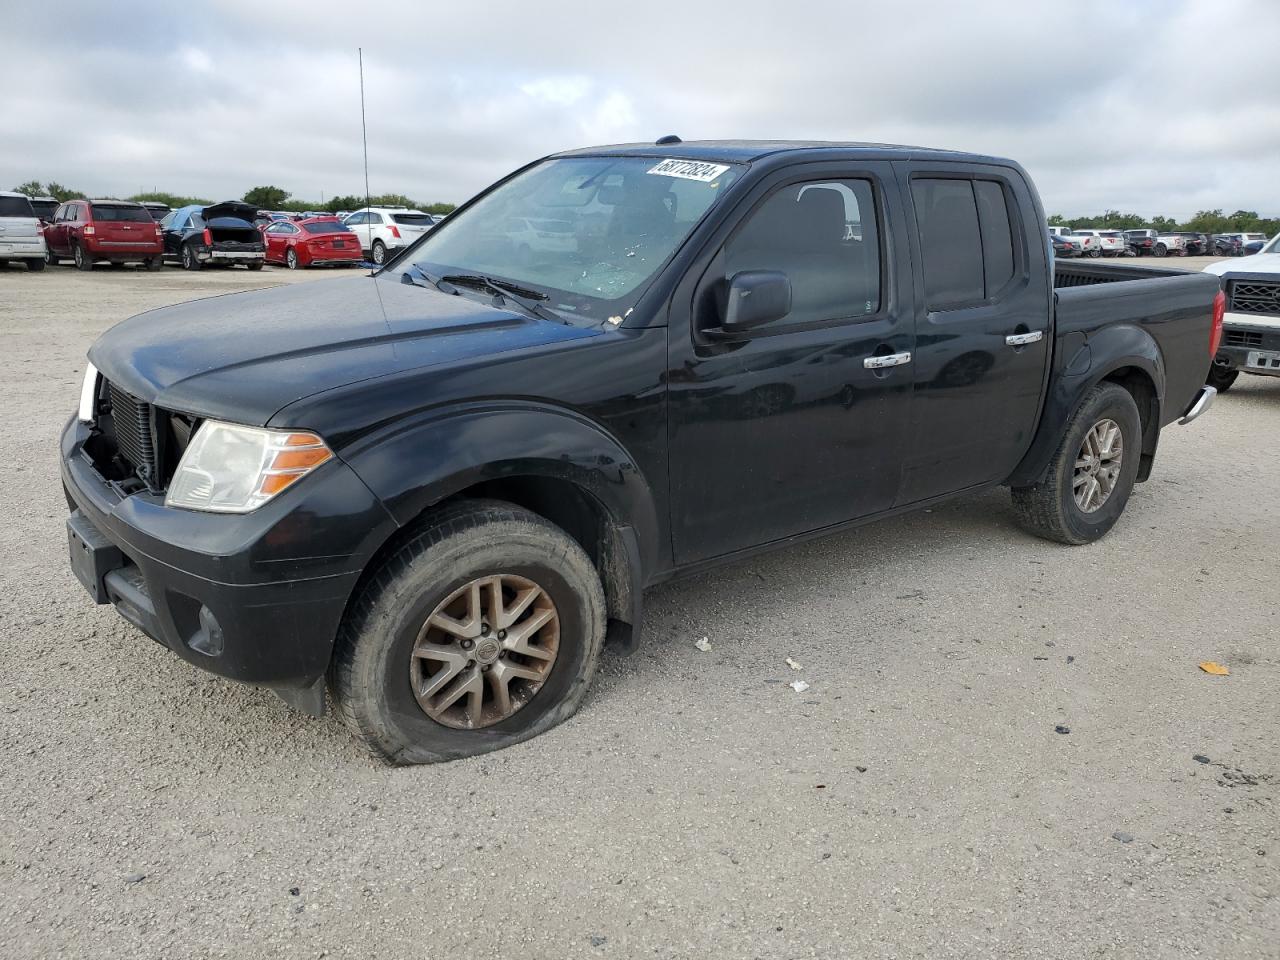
left=721, top=270, right=792, bottom=333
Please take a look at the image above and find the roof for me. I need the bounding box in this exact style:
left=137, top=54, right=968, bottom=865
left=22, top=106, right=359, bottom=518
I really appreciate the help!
left=553, top=139, right=1011, bottom=166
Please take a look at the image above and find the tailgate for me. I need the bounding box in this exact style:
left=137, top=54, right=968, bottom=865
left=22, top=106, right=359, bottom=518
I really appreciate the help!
left=0, top=217, right=39, bottom=239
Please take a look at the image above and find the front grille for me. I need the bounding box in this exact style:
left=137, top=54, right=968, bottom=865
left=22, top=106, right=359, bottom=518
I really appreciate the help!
left=1224, top=330, right=1264, bottom=348
left=1229, top=280, right=1280, bottom=317
left=107, top=383, right=158, bottom=487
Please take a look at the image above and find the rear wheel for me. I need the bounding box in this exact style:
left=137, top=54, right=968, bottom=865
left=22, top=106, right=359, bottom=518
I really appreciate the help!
left=1088, top=248, right=1101, bottom=258
left=286, top=247, right=299, bottom=270
left=371, top=240, right=388, bottom=265
left=74, top=244, right=93, bottom=271
left=44, top=249, right=58, bottom=266
left=181, top=243, right=201, bottom=271
left=1207, top=365, right=1238, bottom=393
left=1155, top=243, right=1168, bottom=257
left=145, top=256, right=163, bottom=271
left=330, top=500, right=606, bottom=764
left=247, top=260, right=264, bottom=271
left=25, top=257, right=45, bottom=272
left=1012, top=382, right=1142, bottom=545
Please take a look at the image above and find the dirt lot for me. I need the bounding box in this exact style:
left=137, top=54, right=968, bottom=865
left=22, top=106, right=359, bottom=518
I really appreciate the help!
left=1, top=260, right=1277, bottom=959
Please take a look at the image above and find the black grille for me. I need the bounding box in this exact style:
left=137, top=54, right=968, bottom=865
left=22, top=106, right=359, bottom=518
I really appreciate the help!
left=107, top=383, right=158, bottom=486
left=1224, top=330, right=1264, bottom=348
left=1228, top=280, right=1280, bottom=317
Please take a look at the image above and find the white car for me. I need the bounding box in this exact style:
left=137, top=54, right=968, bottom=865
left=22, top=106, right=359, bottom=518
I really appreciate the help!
left=342, top=206, right=437, bottom=265
left=1201, top=233, right=1280, bottom=390
left=1046, top=225, right=1071, bottom=238
left=503, top=216, right=577, bottom=256
left=1154, top=232, right=1189, bottom=257
left=0, top=191, right=48, bottom=271
left=1069, top=228, right=1123, bottom=257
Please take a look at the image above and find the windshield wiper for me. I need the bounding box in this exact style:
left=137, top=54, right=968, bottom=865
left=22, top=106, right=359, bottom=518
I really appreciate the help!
left=439, top=274, right=567, bottom=325
left=401, top=264, right=457, bottom=295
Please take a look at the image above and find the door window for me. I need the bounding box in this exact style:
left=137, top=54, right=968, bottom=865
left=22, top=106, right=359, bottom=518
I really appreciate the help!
left=911, top=177, right=1021, bottom=310
left=723, top=179, right=881, bottom=325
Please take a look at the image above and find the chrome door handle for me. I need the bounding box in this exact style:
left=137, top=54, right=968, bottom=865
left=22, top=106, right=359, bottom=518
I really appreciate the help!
left=1005, top=331, right=1044, bottom=346
left=864, top=352, right=912, bottom=369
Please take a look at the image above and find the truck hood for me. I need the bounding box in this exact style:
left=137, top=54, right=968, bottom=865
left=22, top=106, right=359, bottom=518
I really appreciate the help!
left=89, top=275, right=601, bottom=426
left=1203, top=254, right=1280, bottom=277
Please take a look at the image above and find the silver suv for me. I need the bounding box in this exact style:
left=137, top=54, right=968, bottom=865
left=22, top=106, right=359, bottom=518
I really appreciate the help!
left=0, top=191, right=48, bottom=271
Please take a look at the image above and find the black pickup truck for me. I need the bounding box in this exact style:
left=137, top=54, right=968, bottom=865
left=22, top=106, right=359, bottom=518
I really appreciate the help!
left=62, top=140, right=1223, bottom=763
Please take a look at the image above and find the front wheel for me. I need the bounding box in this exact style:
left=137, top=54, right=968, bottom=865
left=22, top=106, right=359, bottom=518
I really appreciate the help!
left=1207, top=365, right=1238, bottom=393
left=330, top=500, right=606, bottom=764
left=1011, top=382, right=1143, bottom=545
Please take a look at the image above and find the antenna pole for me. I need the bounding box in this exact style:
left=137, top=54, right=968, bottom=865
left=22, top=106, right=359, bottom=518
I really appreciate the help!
left=359, top=48, right=372, bottom=215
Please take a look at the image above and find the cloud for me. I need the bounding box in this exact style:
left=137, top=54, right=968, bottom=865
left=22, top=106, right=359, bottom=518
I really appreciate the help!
left=1, top=0, right=1277, bottom=218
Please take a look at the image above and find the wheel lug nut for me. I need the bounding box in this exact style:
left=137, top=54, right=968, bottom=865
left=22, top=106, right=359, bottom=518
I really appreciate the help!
left=481, top=623, right=490, bottom=634
left=461, top=639, right=474, bottom=650
left=497, top=629, right=507, bottom=640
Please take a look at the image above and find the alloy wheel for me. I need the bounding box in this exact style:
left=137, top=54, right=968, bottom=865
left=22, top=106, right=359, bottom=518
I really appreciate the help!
left=409, top=574, right=560, bottom=729
left=1073, top=418, right=1123, bottom=513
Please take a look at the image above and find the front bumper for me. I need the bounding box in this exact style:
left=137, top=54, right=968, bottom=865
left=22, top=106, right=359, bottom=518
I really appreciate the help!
left=59, top=418, right=397, bottom=705
left=1214, top=319, right=1280, bottom=377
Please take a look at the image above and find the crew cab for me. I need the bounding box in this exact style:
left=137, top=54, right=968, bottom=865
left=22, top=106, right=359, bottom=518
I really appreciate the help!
left=1203, top=232, right=1280, bottom=391
left=161, top=201, right=265, bottom=270
left=61, top=140, right=1222, bottom=764
left=45, top=199, right=164, bottom=270
left=1125, top=229, right=1159, bottom=256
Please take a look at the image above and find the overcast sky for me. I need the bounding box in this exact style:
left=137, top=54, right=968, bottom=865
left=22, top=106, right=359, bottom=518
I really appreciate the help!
left=3, top=1, right=1277, bottom=218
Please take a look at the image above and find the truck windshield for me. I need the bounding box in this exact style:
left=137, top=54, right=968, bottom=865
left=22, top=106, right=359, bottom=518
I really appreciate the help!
left=396, top=156, right=741, bottom=323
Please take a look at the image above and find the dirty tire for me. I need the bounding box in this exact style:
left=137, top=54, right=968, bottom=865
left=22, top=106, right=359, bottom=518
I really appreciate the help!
left=1011, top=382, right=1142, bottom=545
left=1206, top=366, right=1238, bottom=393
left=329, top=499, right=606, bottom=765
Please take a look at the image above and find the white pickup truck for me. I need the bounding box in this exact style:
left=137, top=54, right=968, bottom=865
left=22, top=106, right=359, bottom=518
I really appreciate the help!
left=1203, top=233, right=1280, bottom=391
left=1069, top=228, right=1124, bottom=258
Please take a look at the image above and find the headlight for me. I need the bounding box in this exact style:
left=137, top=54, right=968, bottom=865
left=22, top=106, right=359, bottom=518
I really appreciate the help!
left=78, top=363, right=100, bottom=422
left=165, top=421, right=333, bottom=514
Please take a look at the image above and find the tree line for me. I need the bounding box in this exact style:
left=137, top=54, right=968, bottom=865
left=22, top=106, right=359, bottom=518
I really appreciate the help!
left=1047, top=209, right=1279, bottom=235
left=10, top=181, right=456, bottom=216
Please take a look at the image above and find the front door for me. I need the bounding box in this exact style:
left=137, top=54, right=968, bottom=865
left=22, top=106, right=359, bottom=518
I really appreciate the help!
left=667, top=163, right=915, bottom=565
left=891, top=163, right=1052, bottom=505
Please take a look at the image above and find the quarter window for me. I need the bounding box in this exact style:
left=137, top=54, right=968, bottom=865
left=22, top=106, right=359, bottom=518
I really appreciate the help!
left=912, top=177, right=1019, bottom=309
left=724, top=179, right=881, bottom=325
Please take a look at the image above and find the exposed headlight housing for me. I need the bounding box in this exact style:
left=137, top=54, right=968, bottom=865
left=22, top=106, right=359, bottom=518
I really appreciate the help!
left=78, top=363, right=100, bottom=422
left=165, top=421, right=333, bottom=514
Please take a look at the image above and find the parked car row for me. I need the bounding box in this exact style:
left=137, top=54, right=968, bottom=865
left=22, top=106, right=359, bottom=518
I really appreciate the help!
left=1047, top=224, right=1270, bottom=258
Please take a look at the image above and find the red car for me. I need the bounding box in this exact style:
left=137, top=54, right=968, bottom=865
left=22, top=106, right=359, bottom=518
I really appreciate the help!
left=262, top=217, right=362, bottom=269
left=45, top=199, right=164, bottom=270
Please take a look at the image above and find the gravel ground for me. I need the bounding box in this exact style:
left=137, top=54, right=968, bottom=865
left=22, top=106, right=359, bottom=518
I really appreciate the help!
left=1, top=261, right=1277, bottom=959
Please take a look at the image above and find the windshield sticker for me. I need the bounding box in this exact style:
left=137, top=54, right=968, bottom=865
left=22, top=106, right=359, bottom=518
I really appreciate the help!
left=647, top=159, right=731, bottom=183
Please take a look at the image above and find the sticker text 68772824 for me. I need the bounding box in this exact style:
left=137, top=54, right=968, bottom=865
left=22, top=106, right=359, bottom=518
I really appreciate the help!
left=646, top=159, right=731, bottom=183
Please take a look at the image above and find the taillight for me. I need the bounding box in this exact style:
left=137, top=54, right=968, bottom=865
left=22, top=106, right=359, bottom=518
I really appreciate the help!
left=1209, top=288, right=1225, bottom=357
left=36, top=221, right=45, bottom=235
left=389, top=225, right=401, bottom=239
left=83, top=225, right=95, bottom=236
left=155, top=223, right=163, bottom=235
left=202, top=227, right=212, bottom=246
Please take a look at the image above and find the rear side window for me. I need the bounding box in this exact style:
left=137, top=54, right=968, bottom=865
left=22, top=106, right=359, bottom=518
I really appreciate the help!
left=391, top=213, right=433, bottom=225
left=91, top=204, right=153, bottom=223
left=724, top=178, right=881, bottom=325
left=912, top=177, right=1019, bottom=309
left=0, top=195, right=35, bottom=217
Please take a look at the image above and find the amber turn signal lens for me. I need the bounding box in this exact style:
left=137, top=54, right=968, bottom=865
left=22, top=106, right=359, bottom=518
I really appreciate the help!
left=271, top=447, right=333, bottom=470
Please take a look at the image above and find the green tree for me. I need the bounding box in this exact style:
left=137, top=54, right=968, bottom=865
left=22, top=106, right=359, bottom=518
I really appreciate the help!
left=128, top=190, right=211, bottom=208
left=423, top=202, right=456, bottom=215
left=12, top=179, right=44, bottom=197
left=242, top=185, right=291, bottom=209
left=1046, top=213, right=1067, bottom=227
left=1149, top=215, right=1178, bottom=232
left=43, top=181, right=83, bottom=202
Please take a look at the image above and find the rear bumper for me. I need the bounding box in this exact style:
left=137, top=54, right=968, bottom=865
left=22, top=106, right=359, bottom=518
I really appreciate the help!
left=1178, top=386, right=1216, bottom=425
left=0, top=238, right=47, bottom=258
left=59, top=417, right=397, bottom=698
left=207, top=249, right=265, bottom=262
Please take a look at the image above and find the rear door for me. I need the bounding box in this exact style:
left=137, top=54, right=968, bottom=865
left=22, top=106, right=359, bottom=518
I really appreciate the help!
left=892, top=162, right=1052, bottom=505
left=666, top=161, right=916, bottom=563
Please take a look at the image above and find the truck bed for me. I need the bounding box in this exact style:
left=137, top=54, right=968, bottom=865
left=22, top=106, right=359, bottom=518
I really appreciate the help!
left=1052, top=260, right=1221, bottom=428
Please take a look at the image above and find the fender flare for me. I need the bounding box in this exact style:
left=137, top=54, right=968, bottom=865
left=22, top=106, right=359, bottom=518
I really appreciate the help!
left=340, top=400, right=662, bottom=602
left=1007, top=324, right=1165, bottom=488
